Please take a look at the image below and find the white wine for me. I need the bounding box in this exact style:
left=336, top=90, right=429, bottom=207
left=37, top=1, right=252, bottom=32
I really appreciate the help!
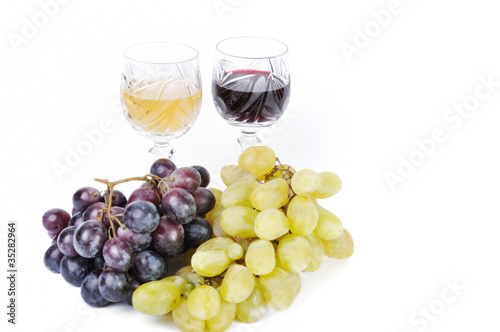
left=122, top=79, right=201, bottom=137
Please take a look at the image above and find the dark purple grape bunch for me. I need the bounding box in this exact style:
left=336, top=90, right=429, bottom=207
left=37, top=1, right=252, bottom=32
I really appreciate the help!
left=43, top=158, right=216, bottom=309
left=42, top=186, right=151, bottom=307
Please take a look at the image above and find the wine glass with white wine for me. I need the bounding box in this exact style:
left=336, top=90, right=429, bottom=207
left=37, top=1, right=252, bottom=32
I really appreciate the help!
left=121, top=42, right=202, bottom=159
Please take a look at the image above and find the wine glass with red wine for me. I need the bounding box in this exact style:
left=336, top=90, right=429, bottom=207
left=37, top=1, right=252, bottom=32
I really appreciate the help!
left=212, top=36, right=290, bottom=149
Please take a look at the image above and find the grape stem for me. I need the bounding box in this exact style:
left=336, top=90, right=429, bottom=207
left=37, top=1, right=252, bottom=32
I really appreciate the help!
left=269, top=157, right=296, bottom=197
left=106, top=186, right=117, bottom=238
left=93, top=174, right=166, bottom=237
left=94, top=174, right=164, bottom=187
left=111, top=215, right=126, bottom=230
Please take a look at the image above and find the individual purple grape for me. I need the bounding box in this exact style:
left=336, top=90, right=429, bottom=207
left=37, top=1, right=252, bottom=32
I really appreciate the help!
left=131, top=250, right=167, bottom=282
left=152, top=216, right=185, bottom=258
left=128, top=188, right=160, bottom=209
left=170, top=167, right=201, bottom=193
left=42, top=208, right=70, bottom=234
left=123, top=276, right=142, bottom=306
left=93, top=252, right=105, bottom=270
left=117, top=227, right=151, bottom=252
left=60, top=255, right=93, bottom=287
left=81, top=269, right=109, bottom=307
left=102, top=237, right=133, bottom=271
left=72, top=187, right=102, bottom=213
left=183, top=217, right=213, bottom=248
left=82, top=202, right=105, bottom=221
left=73, top=220, right=108, bottom=258
left=124, top=201, right=160, bottom=234
left=48, top=230, right=62, bottom=241
left=44, top=244, right=65, bottom=273
left=161, top=188, right=196, bottom=224
left=104, top=190, right=127, bottom=207
left=98, top=269, right=129, bottom=302
left=191, top=165, right=210, bottom=187
left=150, top=158, right=177, bottom=178
left=192, top=188, right=216, bottom=215
left=57, top=226, right=79, bottom=257
left=101, top=206, right=124, bottom=230
left=68, top=212, right=85, bottom=227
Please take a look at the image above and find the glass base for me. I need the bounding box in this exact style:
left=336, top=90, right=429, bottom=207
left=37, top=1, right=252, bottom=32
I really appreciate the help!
left=149, top=142, right=175, bottom=159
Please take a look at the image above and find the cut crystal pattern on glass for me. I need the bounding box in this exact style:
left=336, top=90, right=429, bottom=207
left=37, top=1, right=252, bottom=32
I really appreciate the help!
left=120, top=42, right=202, bottom=158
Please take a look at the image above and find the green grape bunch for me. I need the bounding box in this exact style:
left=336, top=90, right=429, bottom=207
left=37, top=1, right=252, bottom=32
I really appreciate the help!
left=132, top=146, right=354, bottom=332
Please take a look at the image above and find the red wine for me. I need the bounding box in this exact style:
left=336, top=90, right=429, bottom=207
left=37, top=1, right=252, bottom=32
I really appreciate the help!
left=212, top=70, right=290, bottom=126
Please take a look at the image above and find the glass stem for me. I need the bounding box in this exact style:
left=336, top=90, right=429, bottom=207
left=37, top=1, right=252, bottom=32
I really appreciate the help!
left=238, top=130, right=261, bottom=151
left=149, top=141, right=175, bottom=159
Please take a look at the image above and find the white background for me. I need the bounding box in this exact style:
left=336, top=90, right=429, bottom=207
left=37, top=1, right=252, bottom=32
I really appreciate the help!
left=1, top=0, right=500, bottom=331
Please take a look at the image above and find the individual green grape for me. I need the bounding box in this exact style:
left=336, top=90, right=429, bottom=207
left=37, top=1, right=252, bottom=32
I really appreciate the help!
left=207, top=202, right=224, bottom=223
left=314, top=205, right=343, bottom=241
left=220, top=165, right=257, bottom=187
left=212, top=217, right=229, bottom=238
left=320, top=232, right=346, bottom=258
left=238, top=146, right=276, bottom=178
left=337, top=229, right=354, bottom=259
left=304, top=233, right=325, bottom=272
left=274, top=250, right=284, bottom=270
left=237, top=237, right=251, bottom=253
left=267, top=164, right=296, bottom=181
left=309, top=196, right=320, bottom=207
left=175, top=266, right=205, bottom=286
left=287, top=270, right=301, bottom=298
left=291, top=169, right=320, bottom=196
left=209, top=278, right=222, bottom=289
left=206, top=298, right=237, bottom=332
left=208, top=187, right=223, bottom=204
left=259, top=267, right=297, bottom=311
left=250, top=178, right=289, bottom=210
left=245, top=239, right=275, bottom=275
left=236, top=277, right=268, bottom=323
left=311, top=172, right=342, bottom=199
left=262, top=263, right=300, bottom=299
left=191, top=237, right=236, bottom=277
left=286, top=195, right=318, bottom=236
left=277, top=234, right=312, bottom=273
left=198, top=236, right=236, bottom=251
left=227, top=243, right=243, bottom=260
left=184, top=283, right=195, bottom=298
left=220, top=264, right=255, bottom=303
left=162, top=275, right=188, bottom=294
left=221, top=181, right=260, bottom=209
left=132, top=280, right=181, bottom=315
left=173, top=298, right=205, bottom=332
left=187, top=285, right=221, bottom=320
left=192, top=249, right=231, bottom=277
left=220, top=206, right=258, bottom=238
left=254, top=208, right=290, bottom=240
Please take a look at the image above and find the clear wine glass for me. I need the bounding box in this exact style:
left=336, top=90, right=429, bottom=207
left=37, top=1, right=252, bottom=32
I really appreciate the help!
left=121, top=42, right=202, bottom=159
left=212, top=36, right=290, bottom=150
